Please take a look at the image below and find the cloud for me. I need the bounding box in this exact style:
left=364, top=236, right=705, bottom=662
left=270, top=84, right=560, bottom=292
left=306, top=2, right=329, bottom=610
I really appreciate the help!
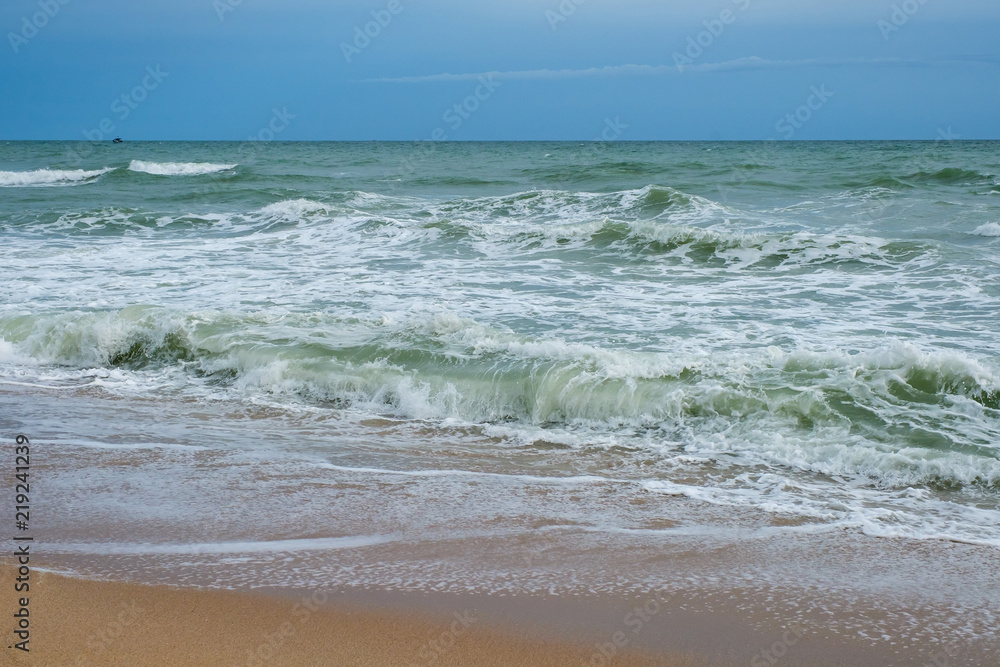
left=363, top=56, right=998, bottom=83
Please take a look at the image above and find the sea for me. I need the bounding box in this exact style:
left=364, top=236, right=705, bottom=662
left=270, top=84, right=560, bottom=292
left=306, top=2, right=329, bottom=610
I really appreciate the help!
left=2, top=141, right=999, bottom=658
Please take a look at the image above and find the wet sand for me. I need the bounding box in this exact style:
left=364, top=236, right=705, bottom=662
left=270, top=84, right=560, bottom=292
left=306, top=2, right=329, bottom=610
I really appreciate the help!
left=2, top=562, right=932, bottom=667
left=0, top=565, right=698, bottom=667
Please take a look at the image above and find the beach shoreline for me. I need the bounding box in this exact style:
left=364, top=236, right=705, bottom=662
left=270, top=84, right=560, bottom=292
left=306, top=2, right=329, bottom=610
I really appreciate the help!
left=0, top=563, right=920, bottom=667
left=0, top=564, right=703, bottom=667
left=2, top=560, right=959, bottom=667
left=3, top=383, right=999, bottom=666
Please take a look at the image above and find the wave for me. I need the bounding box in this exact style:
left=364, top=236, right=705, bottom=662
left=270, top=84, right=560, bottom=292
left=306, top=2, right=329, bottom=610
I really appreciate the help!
left=127, top=160, right=236, bottom=176
left=408, top=176, right=519, bottom=187
left=518, top=160, right=667, bottom=181
left=3, top=185, right=934, bottom=271
left=971, top=223, right=1000, bottom=237
left=2, top=185, right=710, bottom=236
left=853, top=168, right=995, bottom=191
left=256, top=199, right=330, bottom=218
left=2, top=308, right=998, bottom=489
left=0, top=168, right=114, bottom=187
left=861, top=176, right=913, bottom=191
left=422, top=194, right=929, bottom=269
left=905, top=167, right=994, bottom=185
left=6, top=200, right=337, bottom=236
left=423, top=185, right=717, bottom=225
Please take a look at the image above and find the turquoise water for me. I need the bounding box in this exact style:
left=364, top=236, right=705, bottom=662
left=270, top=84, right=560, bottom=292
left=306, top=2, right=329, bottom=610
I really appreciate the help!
left=2, top=141, right=1000, bottom=550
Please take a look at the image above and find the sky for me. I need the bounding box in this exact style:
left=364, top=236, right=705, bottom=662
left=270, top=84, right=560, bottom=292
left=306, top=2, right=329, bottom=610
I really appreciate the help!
left=0, top=0, right=998, bottom=140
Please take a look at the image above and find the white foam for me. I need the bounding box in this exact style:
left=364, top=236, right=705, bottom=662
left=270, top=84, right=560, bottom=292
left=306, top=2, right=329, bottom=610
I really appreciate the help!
left=0, top=339, right=21, bottom=363
left=0, top=381, right=77, bottom=390
left=0, top=168, right=114, bottom=187
left=971, top=223, right=1000, bottom=237
left=42, top=437, right=207, bottom=452
left=7, top=310, right=997, bottom=489
left=47, top=535, right=396, bottom=556
left=256, top=199, right=329, bottom=218
left=319, top=462, right=610, bottom=485
left=425, top=185, right=717, bottom=229
left=128, top=160, right=236, bottom=176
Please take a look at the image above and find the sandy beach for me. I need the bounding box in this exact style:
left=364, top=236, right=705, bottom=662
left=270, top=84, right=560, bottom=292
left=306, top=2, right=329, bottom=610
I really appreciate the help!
left=0, top=565, right=702, bottom=667
left=3, top=553, right=942, bottom=667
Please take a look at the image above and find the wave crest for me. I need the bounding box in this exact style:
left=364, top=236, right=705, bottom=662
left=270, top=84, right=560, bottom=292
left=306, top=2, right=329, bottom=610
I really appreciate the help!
left=256, top=199, right=330, bottom=218
left=0, top=168, right=114, bottom=187
left=128, top=160, right=236, bottom=176
left=427, top=185, right=704, bottom=224
left=906, top=167, right=994, bottom=185
left=971, top=223, right=1000, bottom=237
left=2, top=309, right=998, bottom=489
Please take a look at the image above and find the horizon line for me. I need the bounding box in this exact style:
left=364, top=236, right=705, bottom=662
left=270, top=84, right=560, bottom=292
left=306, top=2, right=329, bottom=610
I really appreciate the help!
left=3, top=138, right=998, bottom=143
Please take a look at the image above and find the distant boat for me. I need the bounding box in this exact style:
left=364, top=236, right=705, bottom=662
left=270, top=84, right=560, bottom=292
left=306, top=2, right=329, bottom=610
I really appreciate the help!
left=112, top=137, right=123, bottom=143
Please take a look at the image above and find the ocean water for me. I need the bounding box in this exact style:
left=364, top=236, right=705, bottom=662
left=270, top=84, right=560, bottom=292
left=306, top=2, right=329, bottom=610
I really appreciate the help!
left=2, top=142, right=1000, bottom=640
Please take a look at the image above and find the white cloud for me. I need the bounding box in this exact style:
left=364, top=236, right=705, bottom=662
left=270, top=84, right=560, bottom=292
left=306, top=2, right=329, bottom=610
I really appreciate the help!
left=364, top=56, right=996, bottom=83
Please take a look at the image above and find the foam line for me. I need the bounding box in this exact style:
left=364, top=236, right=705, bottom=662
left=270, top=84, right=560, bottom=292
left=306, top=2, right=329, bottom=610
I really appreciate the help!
left=47, top=535, right=397, bottom=555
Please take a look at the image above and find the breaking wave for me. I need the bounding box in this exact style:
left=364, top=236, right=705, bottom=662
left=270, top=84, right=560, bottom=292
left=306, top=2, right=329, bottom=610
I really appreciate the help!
left=0, top=168, right=114, bottom=187
left=971, top=223, right=1000, bottom=237
left=128, top=160, right=236, bottom=176
left=2, top=308, right=998, bottom=490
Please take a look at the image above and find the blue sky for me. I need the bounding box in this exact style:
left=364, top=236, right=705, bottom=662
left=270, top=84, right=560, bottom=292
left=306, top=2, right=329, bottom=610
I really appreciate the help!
left=1, top=0, right=998, bottom=140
